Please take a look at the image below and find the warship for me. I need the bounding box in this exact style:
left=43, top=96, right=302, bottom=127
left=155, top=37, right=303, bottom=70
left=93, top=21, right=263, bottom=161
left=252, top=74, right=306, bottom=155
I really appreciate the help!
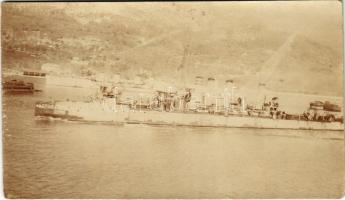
left=34, top=86, right=344, bottom=131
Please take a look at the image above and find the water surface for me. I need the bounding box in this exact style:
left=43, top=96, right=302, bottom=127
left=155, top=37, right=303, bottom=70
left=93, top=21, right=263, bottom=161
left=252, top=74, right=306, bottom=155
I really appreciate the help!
left=3, top=93, right=344, bottom=198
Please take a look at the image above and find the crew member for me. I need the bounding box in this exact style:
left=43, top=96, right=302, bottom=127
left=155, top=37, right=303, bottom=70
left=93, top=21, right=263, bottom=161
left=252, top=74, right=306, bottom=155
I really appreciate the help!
left=183, top=89, right=192, bottom=112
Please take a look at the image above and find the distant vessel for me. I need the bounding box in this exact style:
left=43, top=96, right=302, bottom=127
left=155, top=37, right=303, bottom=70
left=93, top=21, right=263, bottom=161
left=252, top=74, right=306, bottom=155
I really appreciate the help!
left=3, top=68, right=99, bottom=90
left=3, top=69, right=46, bottom=91
left=3, top=80, right=34, bottom=93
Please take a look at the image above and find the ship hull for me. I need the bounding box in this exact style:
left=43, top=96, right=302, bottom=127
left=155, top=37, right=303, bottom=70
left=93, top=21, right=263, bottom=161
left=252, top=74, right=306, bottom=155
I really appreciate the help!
left=34, top=101, right=344, bottom=131
left=128, top=112, right=343, bottom=131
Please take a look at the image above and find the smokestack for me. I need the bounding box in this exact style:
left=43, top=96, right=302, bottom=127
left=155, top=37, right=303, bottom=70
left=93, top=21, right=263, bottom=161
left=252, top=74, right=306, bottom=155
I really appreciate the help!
left=207, top=77, right=216, bottom=89
left=225, top=79, right=234, bottom=89
left=195, top=76, right=204, bottom=86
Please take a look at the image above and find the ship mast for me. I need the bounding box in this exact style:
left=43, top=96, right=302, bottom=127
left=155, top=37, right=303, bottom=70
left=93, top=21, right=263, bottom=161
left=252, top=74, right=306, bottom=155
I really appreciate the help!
left=176, top=44, right=190, bottom=88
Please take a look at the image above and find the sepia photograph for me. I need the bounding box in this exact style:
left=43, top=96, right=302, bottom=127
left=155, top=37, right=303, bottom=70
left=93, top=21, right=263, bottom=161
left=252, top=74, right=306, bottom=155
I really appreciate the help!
left=1, top=1, right=344, bottom=198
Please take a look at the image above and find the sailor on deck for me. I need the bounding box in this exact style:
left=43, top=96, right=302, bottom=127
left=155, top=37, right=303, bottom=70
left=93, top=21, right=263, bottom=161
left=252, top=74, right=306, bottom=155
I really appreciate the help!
left=183, top=89, right=192, bottom=112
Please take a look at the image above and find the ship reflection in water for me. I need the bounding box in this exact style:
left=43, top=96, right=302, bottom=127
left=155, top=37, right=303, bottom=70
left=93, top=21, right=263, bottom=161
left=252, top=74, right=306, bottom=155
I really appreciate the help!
left=3, top=91, right=344, bottom=198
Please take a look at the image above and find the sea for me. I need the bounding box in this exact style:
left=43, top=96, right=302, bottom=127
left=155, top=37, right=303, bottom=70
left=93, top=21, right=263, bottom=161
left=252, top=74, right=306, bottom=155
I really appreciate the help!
left=2, top=87, right=345, bottom=198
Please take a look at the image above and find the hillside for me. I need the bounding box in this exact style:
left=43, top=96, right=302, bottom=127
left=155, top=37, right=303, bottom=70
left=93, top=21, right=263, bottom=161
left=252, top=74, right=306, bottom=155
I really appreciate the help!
left=2, top=2, right=343, bottom=96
